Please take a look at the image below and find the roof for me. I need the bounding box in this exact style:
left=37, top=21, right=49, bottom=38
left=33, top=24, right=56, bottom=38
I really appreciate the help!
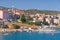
left=15, top=10, right=24, bottom=13
left=0, top=10, right=9, bottom=12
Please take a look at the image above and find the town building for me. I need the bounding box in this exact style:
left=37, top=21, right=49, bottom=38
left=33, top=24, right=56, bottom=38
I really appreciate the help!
left=0, top=10, right=10, bottom=20
left=12, top=10, right=25, bottom=15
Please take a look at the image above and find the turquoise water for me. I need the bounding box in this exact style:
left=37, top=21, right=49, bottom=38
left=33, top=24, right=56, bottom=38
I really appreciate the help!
left=0, top=32, right=60, bottom=40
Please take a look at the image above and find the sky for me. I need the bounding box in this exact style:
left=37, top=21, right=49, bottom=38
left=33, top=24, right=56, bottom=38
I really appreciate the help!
left=0, top=0, right=60, bottom=11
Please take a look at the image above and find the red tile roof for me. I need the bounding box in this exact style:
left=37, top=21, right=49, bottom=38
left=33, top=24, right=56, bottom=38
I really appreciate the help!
left=0, top=10, right=9, bottom=12
left=0, top=10, right=25, bottom=13
left=15, top=10, right=24, bottom=13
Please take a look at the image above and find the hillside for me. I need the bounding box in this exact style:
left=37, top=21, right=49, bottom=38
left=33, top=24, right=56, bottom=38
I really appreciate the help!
left=0, top=6, right=18, bottom=10
left=0, top=6, right=60, bottom=15
left=25, top=9, right=60, bottom=15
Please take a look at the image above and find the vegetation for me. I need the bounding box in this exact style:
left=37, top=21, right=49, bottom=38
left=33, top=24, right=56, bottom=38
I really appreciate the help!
left=26, top=21, right=35, bottom=25
left=25, top=9, right=60, bottom=15
left=25, top=20, right=49, bottom=26
left=21, top=14, right=26, bottom=23
left=13, top=24, right=20, bottom=29
left=43, top=21, right=49, bottom=25
left=35, top=21, right=42, bottom=26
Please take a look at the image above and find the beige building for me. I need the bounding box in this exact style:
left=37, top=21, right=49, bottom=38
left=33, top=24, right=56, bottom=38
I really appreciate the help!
left=53, top=19, right=59, bottom=24
left=45, top=18, right=50, bottom=24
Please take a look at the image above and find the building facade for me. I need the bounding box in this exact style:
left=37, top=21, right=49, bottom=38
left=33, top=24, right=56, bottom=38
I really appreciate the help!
left=0, top=10, right=10, bottom=20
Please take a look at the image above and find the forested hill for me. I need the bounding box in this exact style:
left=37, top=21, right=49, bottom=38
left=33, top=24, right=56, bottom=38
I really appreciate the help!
left=25, top=9, right=60, bottom=15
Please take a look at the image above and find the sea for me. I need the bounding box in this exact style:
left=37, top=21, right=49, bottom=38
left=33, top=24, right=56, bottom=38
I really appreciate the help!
left=0, top=28, right=60, bottom=40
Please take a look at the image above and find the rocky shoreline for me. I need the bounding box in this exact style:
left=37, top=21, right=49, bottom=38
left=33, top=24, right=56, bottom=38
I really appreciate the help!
left=0, top=28, right=56, bottom=33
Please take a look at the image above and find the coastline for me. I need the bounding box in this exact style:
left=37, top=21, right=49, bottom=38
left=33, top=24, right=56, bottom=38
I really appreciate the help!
left=0, top=28, right=56, bottom=33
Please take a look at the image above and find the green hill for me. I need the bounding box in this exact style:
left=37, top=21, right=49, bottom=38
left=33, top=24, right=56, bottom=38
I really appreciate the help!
left=25, top=9, right=60, bottom=15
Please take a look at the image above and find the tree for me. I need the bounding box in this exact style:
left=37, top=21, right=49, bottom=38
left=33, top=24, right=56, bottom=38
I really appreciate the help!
left=27, top=22, right=34, bottom=25
left=21, top=14, right=26, bottom=23
left=35, top=21, right=43, bottom=26
left=13, top=24, right=20, bottom=29
left=43, top=21, right=49, bottom=25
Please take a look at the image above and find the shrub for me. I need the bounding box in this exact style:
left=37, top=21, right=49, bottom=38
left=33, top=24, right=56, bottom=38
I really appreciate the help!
left=43, top=21, right=49, bottom=25
left=13, top=24, right=20, bottom=29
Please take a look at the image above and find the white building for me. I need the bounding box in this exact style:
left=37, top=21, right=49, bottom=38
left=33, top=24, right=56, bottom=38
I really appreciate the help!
left=0, top=10, right=10, bottom=20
